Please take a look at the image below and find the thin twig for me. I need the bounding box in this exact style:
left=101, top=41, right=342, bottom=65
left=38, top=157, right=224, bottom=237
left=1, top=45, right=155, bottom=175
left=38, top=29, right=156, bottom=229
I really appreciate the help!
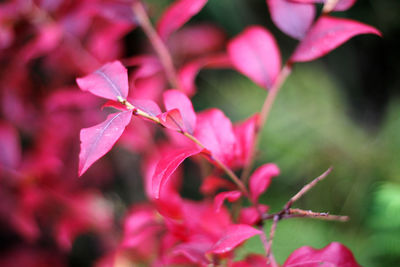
left=284, top=167, right=333, bottom=210
left=287, top=208, right=349, bottom=222
left=132, top=2, right=182, bottom=90
left=265, top=215, right=279, bottom=260
left=241, top=63, right=292, bottom=183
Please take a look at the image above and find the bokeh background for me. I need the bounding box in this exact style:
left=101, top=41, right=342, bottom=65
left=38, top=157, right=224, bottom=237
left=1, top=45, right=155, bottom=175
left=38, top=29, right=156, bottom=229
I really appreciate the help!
left=0, top=0, right=399, bottom=266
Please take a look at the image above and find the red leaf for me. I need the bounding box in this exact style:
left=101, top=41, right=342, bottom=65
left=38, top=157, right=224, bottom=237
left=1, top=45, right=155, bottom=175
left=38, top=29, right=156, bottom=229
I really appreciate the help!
left=238, top=205, right=269, bottom=226
left=163, top=90, right=197, bottom=134
left=76, top=61, right=129, bottom=101
left=200, top=175, right=236, bottom=195
left=178, top=54, right=231, bottom=96
left=290, top=0, right=356, bottom=11
left=249, top=163, right=280, bottom=202
left=195, top=109, right=236, bottom=165
left=283, top=242, right=361, bottom=267
left=79, top=111, right=132, bottom=176
left=290, top=15, right=381, bottom=62
left=208, top=225, right=262, bottom=254
left=266, top=0, right=315, bottom=40
left=157, top=0, right=208, bottom=41
left=214, top=190, right=242, bottom=212
left=228, top=26, right=281, bottom=89
left=152, top=147, right=202, bottom=199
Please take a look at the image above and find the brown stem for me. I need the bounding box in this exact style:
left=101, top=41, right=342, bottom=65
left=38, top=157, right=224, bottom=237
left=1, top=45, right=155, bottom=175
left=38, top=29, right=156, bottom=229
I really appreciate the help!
left=284, top=167, right=332, bottom=210
left=288, top=208, right=349, bottom=222
left=132, top=2, right=182, bottom=90
left=265, top=215, right=279, bottom=259
left=241, top=63, right=292, bottom=183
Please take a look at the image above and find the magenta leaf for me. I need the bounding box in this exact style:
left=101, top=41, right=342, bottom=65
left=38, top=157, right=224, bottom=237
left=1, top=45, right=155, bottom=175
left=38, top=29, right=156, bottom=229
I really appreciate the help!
left=163, top=90, right=197, bottom=134
left=0, top=121, right=21, bottom=169
left=284, top=242, right=361, bottom=267
left=290, top=15, right=382, bottom=62
left=214, top=190, right=242, bottom=212
left=76, top=61, right=129, bottom=101
left=79, top=111, right=132, bottom=176
left=249, top=163, right=280, bottom=202
left=238, top=205, right=269, bottom=226
left=290, top=0, right=356, bottom=11
left=195, top=109, right=236, bottom=165
left=130, top=99, right=162, bottom=116
left=233, top=114, right=259, bottom=168
left=228, top=26, right=281, bottom=90
left=152, top=147, right=202, bottom=199
left=266, top=0, right=315, bottom=40
left=157, top=109, right=185, bottom=132
left=157, top=0, right=208, bottom=41
left=208, top=225, right=262, bottom=254
left=249, top=163, right=280, bottom=201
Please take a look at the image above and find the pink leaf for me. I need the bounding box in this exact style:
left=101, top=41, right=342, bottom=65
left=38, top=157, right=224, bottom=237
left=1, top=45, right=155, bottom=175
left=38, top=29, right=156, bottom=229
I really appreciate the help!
left=158, top=109, right=185, bottom=132
left=208, top=225, right=262, bottom=254
left=283, top=242, right=361, bottom=267
left=249, top=163, right=280, bottom=202
left=290, top=15, right=382, bottom=62
left=200, top=175, right=236, bottom=195
left=290, top=0, right=356, bottom=11
left=266, top=0, right=315, bottom=40
left=228, top=26, right=281, bottom=89
left=157, top=0, right=208, bottom=41
left=76, top=61, right=129, bottom=101
left=214, top=190, right=242, bottom=212
left=233, top=114, right=259, bottom=168
left=130, top=99, right=162, bottom=116
left=163, top=90, right=197, bottom=134
left=79, top=111, right=132, bottom=176
left=152, top=147, right=202, bottom=199
left=195, top=109, right=236, bottom=165
left=178, top=54, right=231, bottom=96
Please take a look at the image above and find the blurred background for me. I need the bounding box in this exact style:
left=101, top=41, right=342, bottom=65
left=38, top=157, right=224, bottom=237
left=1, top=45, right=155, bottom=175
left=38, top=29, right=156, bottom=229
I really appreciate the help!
left=0, top=0, right=399, bottom=266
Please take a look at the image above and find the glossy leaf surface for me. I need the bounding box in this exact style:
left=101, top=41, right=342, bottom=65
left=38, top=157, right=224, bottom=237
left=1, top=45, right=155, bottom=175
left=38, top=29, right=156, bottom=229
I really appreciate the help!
left=291, top=15, right=381, bottom=62
left=267, top=0, right=315, bottom=39
left=76, top=61, right=129, bottom=101
left=157, top=0, right=208, bottom=41
left=228, top=26, right=281, bottom=89
left=79, top=111, right=132, bottom=176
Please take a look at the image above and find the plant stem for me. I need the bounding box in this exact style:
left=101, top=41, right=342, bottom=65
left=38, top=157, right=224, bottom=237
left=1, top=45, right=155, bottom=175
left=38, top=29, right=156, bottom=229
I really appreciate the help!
left=123, top=99, right=248, bottom=195
left=132, top=2, right=182, bottom=90
left=241, top=63, right=292, bottom=183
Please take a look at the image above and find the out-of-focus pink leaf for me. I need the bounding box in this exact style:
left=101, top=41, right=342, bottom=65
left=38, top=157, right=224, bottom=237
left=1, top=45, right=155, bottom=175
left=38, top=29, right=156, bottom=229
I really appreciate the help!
left=231, top=254, right=277, bottom=267
left=102, top=100, right=129, bottom=111
left=208, top=225, right=262, bottom=254
left=228, top=26, right=281, bottom=89
left=178, top=54, right=231, bottom=96
left=79, top=111, right=132, bottom=176
left=266, top=0, right=315, bottom=40
left=195, top=109, right=236, bottom=165
left=163, top=90, right=196, bottom=134
left=283, top=242, right=361, bottom=267
left=200, top=175, right=236, bottom=195
left=76, top=61, right=129, bottom=101
left=0, top=121, right=21, bottom=169
left=238, top=205, right=269, bottom=226
left=249, top=163, right=280, bottom=202
left=290, top=0, right=356, bottom=11
left=290, top=15, right=382, bottom=62
left=214, top=191, right=242, bottom=212
left=95, top=0, right=138, bottom=23
left=168, top=23, right=227, bottom=59
left=152, top=147, right=202, bottom=199
left=232, top=114, right=258, bottom=169
left=157, top=0, right=208, bottom=41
